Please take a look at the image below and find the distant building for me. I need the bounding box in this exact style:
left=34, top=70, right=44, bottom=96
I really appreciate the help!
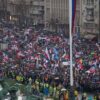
left=7, top=0, right=32, bottom=26
left=6, top=0, right=44, bottom=26
left=44, top=0, right=81, bottom=34
left=0, top=0, right=99, bottom=39
left=80, top=0, right=99, bottom=36
left=30, top=0, right=44, bottom=25
left=0, top=0, right=10, bottom=20
left=44, top=0, right=68, bottom=33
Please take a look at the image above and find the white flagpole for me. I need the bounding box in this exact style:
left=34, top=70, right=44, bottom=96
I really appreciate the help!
left=69, top=0, right=74, bottom=87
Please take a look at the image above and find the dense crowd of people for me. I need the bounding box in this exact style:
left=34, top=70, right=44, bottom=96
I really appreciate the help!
left=0, top=21, right=100, bottom=99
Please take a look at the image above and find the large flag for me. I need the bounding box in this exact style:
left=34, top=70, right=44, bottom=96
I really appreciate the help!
left=72, top=0, right=76, bottom=33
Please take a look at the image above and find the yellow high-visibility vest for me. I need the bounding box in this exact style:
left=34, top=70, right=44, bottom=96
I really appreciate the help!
left=16, top=76, right=20, bottom=81
left=54, top=87, right=56, bottom=92
left=40, top=83, right=43, bottom=86
left=46, top=84, right=49, bottom=87
left=44, top=83, right=46, bottom=88
left=74, top=90, right=78, bottom=96
left=35, top=80, right=39, bottom=85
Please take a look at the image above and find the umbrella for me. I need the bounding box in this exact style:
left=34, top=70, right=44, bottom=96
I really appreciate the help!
left=54, top=77, right=59, bottom=80
left=61, top=88, right=66, bottom=91
left=86, top=70, right=91, bottom=74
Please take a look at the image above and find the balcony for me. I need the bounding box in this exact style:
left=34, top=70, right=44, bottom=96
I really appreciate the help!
left=85, top=5, right=94, bottom=9
left=85, top=16, right=94, bottom=22
left=85, top=2, right=94, bottom=8
left=83, top=22, right=96, bottom=30
left=33, top=1, right=44, bottom=6
left=30, top=10, right=43, bottom=15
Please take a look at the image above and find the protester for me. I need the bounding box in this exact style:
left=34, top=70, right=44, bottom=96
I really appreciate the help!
left=0, top=21, right=99, bottom=99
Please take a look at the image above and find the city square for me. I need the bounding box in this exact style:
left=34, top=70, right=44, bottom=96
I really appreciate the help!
left=0, top=0, right=100, bottom=100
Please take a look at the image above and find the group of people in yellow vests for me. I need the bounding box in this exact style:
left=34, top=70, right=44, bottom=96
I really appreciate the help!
left=25, top=77, right=69, bottom=99
left=15, top=76, right=99, bottom=100
left=16, top=75, right=24, bottom=82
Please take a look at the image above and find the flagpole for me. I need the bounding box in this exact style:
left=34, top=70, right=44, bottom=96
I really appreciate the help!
left=69, top=0, right=73, bottom=87
left=69, top=0, right=74, bottom=99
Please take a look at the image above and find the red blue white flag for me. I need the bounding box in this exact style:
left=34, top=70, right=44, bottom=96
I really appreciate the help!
left=72, top=0, right=76, bottom=33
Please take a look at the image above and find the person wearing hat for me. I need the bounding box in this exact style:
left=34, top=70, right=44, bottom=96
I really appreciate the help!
left=55, top=89, right=60, bottom=99
left=35, top=79, right=39, bottom=85
left=94, top=93, right=100, bottom=100
left=53, top=86, right=57, bottom=97
left=43, top=83, right=49, bottom=96
left=49, top=85, right=53, bottom=97
left=20, top=75, right=24, bottom=83
left=82, top=93, right=88, bottom=100
left=16, top=75, right=20, bottom=82
left=39, top=82, right=44, bottom=93
left=63, top=91, right=69, bottom=100
left=88, top=95, right=93, bottom=100
left=46, top=83, right=49, bottom=88
left=32, top=83, right=37, bottom=94
left=43, top=83, right=46, bottom=89
left=94, top=95, right=97, bottom=100
left=74, top=90, right=79, bottom=100
left=35, top=80, right=40, bottom=92
left=0, top=84, right=3, bottom=100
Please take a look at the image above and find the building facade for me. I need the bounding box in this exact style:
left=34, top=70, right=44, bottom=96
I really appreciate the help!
left=44, top=0, right=69, bottom=32
left=7, top=0, right=44, bottom=26
left=0, top=0, right=100, bottom=38
left=44, top=0, right=81, bottom=34
left=80, top=0, right=100, bottom=36
left=7, top=0, right=32, bottom=26
left=0, top=0, right=9, bottom=20
left=30, top=0, right=44, bottom=25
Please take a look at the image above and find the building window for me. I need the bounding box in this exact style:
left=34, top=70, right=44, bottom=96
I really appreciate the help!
left=86, top=8, right=94, bottom=21
left=83, top=22, right=95, bottom=29
left=87, top=0, right=94, bottom=5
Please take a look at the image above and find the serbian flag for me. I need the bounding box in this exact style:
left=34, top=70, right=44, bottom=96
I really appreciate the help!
left=3, top=54, right=9, bottom=63
left=72, top=0, right=76, bottom=33
left=44, top=47, right=50, bottom=60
